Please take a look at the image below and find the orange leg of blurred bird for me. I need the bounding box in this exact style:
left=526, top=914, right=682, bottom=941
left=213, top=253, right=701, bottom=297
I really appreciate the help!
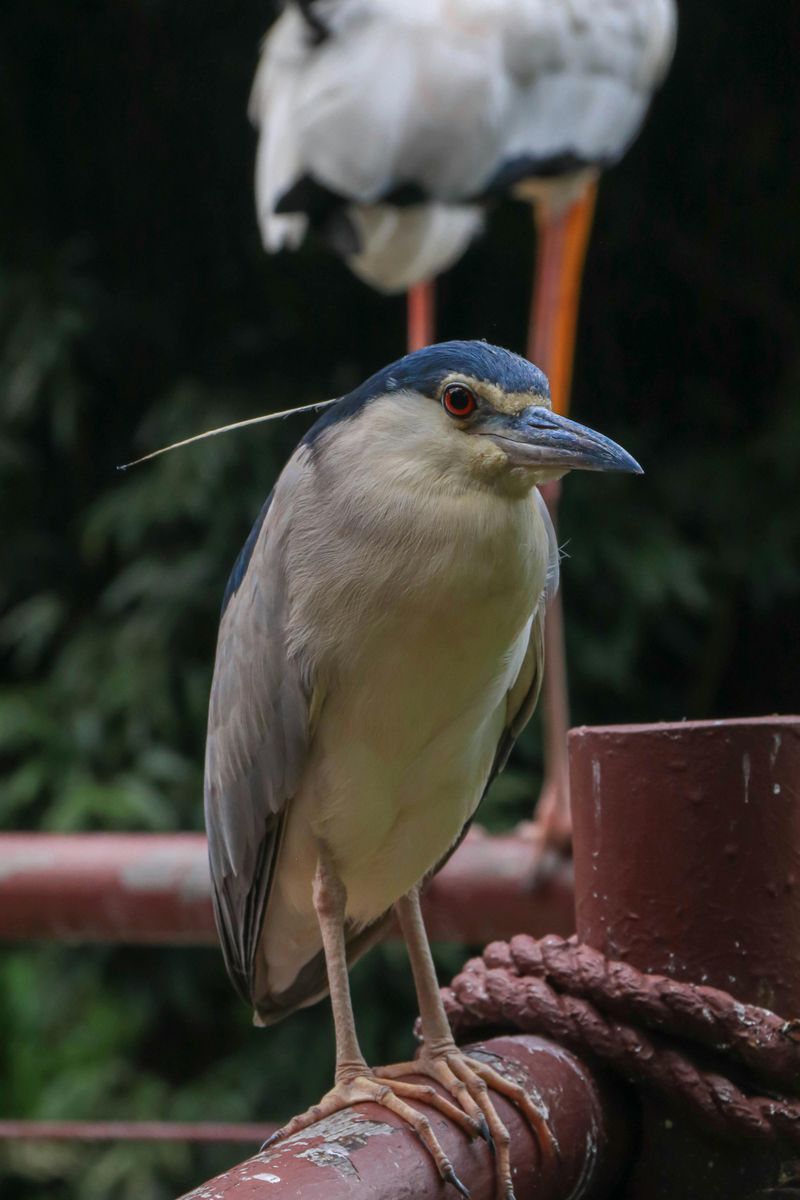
left=407, top=280, right=436, bottom=353
left=524, top=181, right=598, bottom=870
left=264, top=854, right=482, bottom=1197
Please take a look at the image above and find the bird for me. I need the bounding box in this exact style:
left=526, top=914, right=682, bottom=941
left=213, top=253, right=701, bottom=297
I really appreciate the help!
left=250, top=0, right=675, bottom=853
left=204, top=340, right=641, bottom=1198
left=249, top=0, right=676, bottom=355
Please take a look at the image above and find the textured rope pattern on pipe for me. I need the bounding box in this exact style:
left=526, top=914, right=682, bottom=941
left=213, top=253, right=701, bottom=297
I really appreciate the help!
left=500, top=935, right=800, bottom=1091
left=442, top=935, right=800, bottom=1150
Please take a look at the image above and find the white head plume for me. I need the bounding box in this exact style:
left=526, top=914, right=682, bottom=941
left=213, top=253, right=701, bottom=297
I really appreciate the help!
left=117, top=398, right=338, bottom=470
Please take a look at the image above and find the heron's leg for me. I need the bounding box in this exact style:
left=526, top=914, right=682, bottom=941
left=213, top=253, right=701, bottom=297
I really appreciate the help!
left=376, top=888, right=556, bottom=1200
left=263, top=852, right=478, bottom=1196
left=407, top=279, right=436, bottom=352
left=524, top=181, right=598, bottom=865
left=314, top=848, right=367, bottom=1083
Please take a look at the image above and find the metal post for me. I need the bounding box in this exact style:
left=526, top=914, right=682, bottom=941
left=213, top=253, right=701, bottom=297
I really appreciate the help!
left=570, top=715, right=800, bottom=1199
left=178, top=1034, right=632, bottom=1200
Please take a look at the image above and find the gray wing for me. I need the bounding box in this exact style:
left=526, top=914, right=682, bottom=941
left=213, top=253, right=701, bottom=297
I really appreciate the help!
left=491, top=489, right=560, bottom=779
left=204, top=481, right=314, bottom=1006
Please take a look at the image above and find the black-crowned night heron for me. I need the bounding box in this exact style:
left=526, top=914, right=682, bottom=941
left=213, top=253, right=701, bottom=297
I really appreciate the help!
left=204, top=340, right=640, bottom=1199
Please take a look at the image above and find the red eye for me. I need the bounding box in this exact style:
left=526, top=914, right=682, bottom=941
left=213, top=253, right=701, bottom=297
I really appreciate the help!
left=442, top=384, right=478, bottom=418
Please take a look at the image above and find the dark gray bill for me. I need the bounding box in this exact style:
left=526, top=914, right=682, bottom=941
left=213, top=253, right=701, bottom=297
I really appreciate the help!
left=480, top=405, right=642, bottom=474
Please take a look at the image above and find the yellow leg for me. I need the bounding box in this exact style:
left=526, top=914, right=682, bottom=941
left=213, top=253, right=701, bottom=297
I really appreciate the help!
left=407, top=279, right=436, bottom=353
left=376, top=888, right=556, bottom=1200
left=263, top=854, right=478, bottom=1196
left=525, top=183, right=598, bottom=859
left=527, top=182, right=598, bottom=417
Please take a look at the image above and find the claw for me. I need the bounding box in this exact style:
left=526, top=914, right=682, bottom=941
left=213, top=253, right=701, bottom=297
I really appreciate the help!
left=259, top=1132, right=279, bottom=1152
left=468, top=1117, right=485, bottom=1141
left=443, top=1165, right=471, bottom=1199
left=476, top=1114, right=494, bottom=1150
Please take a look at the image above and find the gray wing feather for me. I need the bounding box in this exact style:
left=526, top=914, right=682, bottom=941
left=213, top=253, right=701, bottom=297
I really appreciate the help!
left=492, top=489, right=559, bottom=774
left=204, top=483, right=312, bottom=1005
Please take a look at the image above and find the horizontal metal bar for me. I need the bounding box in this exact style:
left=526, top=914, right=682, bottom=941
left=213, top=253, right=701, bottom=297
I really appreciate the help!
left=178, top=1035, right=633, bottom=1200
left=0, top=1120, right=276, bottom=1144
left=0, top=829, right=574, bottom=945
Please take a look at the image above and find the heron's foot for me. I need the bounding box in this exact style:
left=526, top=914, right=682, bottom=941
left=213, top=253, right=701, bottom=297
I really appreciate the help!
left=376, top=1047, right=556, bottom=1200
left=262, top=1070, right=482, bottom=1197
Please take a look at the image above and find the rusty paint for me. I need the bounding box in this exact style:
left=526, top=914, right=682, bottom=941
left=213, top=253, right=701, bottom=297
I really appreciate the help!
left=177, top=1035, right=632, bottom=1200
left=570, top=716, right=800, bottom=1199
left=292, top=1111, right=397, bottom=1181
left=0, top=829, right=574, bottom=946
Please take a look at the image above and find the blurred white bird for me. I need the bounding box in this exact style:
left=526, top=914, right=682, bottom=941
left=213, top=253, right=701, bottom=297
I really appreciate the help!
left=251, top=0, right=674, bottom=341
left=249, top=0, right=676, bottom=858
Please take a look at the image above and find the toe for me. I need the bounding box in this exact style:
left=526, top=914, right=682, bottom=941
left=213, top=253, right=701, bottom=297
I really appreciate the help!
left=444, top=1055, right=520, bottom=1200
left=371, top=1087, right=465, bottom=1193
left=462, top=1056, right=557, bottom=1166
left=442, top=1164, right=471, bottom=1198
left=386, top=1078, right=482, bottom=1140
left=377, top=1059, right=486, bottom=1137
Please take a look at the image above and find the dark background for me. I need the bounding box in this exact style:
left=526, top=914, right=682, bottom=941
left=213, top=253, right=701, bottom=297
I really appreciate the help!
left=1, top=2, right=798, bottom=1197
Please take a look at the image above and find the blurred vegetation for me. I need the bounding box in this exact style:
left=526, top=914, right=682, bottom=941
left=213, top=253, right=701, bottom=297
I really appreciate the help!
left=1, top=0, right=798, bottom=1196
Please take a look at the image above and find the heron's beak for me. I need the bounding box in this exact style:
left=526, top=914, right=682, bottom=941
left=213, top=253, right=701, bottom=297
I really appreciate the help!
left=481, top=405, right=642, bottom=474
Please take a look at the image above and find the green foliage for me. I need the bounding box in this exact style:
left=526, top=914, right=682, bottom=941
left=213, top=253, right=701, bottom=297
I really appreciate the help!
left=1, top=0, right=798, bottom=1196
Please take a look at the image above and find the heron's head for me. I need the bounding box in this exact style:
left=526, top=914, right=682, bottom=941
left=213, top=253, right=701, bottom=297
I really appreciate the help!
left=304, top=341, right=641, bottom=497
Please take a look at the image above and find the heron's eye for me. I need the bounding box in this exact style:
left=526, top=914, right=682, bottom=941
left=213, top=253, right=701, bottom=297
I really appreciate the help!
left=441, top=384, right=478, bottom=418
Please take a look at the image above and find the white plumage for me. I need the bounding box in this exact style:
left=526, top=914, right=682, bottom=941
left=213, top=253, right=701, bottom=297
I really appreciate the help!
left=250, top=0, right=676, bottom=290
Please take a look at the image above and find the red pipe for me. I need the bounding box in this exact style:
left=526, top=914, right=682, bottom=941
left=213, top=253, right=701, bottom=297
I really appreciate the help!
left=0, top=833, right=211, bottom=944
left=0, top=1121, right=275, bottom=1144
left=178, top=1035, right=632, bottom=1200
left=421, top=828, right=574, bottom=941
left=570, top=715, right=800, bottom=1199
left=0, top=829, right=574, bottom=945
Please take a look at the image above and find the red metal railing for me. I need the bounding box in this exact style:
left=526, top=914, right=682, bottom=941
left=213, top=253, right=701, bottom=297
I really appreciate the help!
left=0, top=1121, right=275, bottom=1144
left=0, top=826, right=573, bottom=1148
left=0, top=827, right=574, bottom=945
